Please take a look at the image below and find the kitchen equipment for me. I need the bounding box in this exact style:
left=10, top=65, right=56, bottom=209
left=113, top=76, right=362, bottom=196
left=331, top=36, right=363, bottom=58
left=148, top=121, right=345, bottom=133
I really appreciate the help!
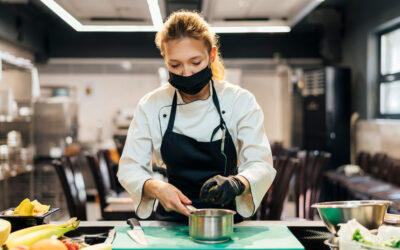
left=312, top=200, right=392, bottom=235
left=0, top=88, right=15, bottom=118
left=104, top=229, right=116, bottom=245
left=127, top=218, right=148, bottom=246
left=33, top=97, right=78, bottom=157
left=7, top=130, right=21, bottom=148
left=111, top=225, right=304, bottom=249
left=186, top=205, right=235, bottom=243
left=384, top=213, right=400, bottom=225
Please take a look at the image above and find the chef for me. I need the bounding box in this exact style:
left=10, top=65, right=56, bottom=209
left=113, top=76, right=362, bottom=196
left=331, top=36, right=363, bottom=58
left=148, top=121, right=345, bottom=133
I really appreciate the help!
left=117, top=10, right=276, bottom=222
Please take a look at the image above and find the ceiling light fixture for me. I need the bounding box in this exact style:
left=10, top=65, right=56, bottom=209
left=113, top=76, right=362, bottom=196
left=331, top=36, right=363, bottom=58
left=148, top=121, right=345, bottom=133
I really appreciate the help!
left=40, top=0, right=300, bottom=33
left=146, top=0, right=163, bottom=30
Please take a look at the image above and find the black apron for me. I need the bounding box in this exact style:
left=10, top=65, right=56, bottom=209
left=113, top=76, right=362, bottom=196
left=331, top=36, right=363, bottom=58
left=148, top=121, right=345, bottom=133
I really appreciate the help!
left=157, top=81, right=241, bottom=223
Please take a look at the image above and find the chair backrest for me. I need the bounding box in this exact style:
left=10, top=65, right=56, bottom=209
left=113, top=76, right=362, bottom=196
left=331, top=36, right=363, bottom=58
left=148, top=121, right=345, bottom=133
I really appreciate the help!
left=309, top=152, right=331, bottom=218
left=98, top=150, right=118, bottom=192
left=113, top=136, right=126, bottom=157
left=267, top=156, right=299, bottom=220
left=387, top=158, right=400, bottom=186
left=356, top=151, right=371, bottom=173
left=295, top=151, right=307, bottom=219
left=370, top=153, right=388, bottom=178
left=85, top=152, right=110, bottom=213
left=271, top=142, right=283, bottom=157
left=52, top=157, right=87, bottom=220
left=295, top=150, right=331, bottom=220
left=68, top=155, right=87, bottom=219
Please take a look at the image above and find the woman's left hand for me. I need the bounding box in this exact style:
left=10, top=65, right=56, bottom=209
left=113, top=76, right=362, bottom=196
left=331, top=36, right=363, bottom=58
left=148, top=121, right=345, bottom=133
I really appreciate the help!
left=199, top=175, right=245, bottom=205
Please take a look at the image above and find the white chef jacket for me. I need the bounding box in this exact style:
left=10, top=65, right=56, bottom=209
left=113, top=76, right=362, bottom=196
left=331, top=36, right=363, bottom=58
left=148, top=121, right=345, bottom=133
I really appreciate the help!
left=117, top=80, right=276, bottom=219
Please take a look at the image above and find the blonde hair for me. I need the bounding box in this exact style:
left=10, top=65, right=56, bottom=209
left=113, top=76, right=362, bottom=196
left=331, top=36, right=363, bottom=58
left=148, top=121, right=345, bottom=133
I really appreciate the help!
left=155, top=10, right=225, bottom=81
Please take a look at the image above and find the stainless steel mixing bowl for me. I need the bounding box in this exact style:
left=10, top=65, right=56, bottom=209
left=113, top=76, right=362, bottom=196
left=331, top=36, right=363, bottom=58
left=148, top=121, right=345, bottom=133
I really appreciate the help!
left=312, top=200, right=392, bottom=235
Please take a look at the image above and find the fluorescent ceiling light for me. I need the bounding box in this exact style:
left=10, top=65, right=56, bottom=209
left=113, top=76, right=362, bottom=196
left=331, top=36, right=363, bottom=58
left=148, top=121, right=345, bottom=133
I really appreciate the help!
left=147, top=0, right=163, bottom=30
left=40, top=0, right=291, bottom=33
left=40, top=0, right=81, bottom=30
left=40, top=0, right=158, bottom=32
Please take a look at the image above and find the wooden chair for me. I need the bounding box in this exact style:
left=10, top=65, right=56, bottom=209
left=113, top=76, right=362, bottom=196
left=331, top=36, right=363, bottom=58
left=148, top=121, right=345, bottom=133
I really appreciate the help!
left=295, top=150, right=331, bottom=220
left=271, top=142, right=283, bottom=157
left=113, top=136, right=126, bottom=158
left=85, top=152, right=136, bottom=220
left=267, top=156, right=299, bottom=220
left=252, top=155, right=299, bottom=220
left=356, top=151, right=371, bottom=174
left=370, top=153, right=388, bottom=179
left=52, top=156, right=87, bottom=221
left=387, top=159, right=400, bottom=186
left=97, top=150, right=118, bottom=193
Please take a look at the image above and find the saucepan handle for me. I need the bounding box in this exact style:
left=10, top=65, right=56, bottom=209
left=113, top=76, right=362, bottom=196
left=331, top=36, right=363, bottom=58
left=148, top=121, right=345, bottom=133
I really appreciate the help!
left=185, top=205, right=197, bottom=214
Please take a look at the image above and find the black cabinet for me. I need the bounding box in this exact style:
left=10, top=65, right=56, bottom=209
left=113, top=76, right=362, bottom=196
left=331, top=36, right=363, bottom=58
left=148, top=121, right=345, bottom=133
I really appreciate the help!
left=295, top=67, right=351, bottom=169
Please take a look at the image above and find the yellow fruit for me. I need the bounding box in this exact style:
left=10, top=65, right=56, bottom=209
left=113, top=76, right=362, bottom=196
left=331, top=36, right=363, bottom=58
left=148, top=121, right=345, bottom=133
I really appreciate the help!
left=0, top=219, right=11, bottom=246
left=6, top=221, right=79, bottom=248
left=84, top=243, right=112, bottom=250
left=31, top=200, right=50, bottom=215
left=30, top=238, right=67, bottom=250
left=6, top=218, right=77, bottom=245
left=13, top=199, right=34, bottom=216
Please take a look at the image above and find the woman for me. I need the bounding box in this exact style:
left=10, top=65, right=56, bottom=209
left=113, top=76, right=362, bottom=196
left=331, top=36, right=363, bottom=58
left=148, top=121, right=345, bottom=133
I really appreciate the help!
left=117, top=10, right=276, bottom=222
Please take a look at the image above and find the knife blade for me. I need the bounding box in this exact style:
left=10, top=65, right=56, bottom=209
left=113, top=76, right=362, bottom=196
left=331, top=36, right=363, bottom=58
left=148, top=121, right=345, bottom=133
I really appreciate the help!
left=104, top=228, right=116, bottom=245
left=127, top=218, right=149, bottom=246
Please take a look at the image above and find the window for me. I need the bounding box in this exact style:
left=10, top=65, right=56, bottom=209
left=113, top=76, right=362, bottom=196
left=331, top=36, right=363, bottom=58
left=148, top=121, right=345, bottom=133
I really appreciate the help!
left=379, top=27, right=400, bottom=116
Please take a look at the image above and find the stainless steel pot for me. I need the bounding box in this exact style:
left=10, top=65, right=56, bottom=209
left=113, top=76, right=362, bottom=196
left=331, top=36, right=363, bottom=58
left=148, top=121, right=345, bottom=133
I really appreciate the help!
left=186, top=205, right=236, bottom=244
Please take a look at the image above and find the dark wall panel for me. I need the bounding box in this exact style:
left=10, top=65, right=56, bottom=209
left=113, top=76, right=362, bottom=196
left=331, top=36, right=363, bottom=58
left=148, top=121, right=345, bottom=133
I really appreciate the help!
left=340, top=0, right=400, bottom=118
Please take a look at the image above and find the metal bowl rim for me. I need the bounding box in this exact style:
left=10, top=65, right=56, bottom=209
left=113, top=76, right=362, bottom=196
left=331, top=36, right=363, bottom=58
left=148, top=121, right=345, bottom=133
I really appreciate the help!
left=311, top=200, right=392, bottom=208
left=189, top=208, right=236, bottom=217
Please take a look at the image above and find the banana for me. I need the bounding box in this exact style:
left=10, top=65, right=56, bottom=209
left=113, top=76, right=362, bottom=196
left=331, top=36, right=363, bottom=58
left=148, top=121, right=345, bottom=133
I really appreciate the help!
left=6, top=220, right=79, bottom=248
left=6, top=217, right=77, bottom=243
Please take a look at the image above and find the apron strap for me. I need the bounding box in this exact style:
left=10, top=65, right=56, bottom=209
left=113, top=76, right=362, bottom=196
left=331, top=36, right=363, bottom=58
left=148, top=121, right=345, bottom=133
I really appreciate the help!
left=167, top=82, right=225, bottom=141
left=166, top=91, right=178, bottom=132
left=210, top=80, right=226, bottom=142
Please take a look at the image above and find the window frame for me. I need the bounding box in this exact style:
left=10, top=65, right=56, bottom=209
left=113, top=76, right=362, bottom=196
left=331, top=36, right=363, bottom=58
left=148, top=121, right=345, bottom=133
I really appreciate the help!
left=377, top=24, right=400, bottom=119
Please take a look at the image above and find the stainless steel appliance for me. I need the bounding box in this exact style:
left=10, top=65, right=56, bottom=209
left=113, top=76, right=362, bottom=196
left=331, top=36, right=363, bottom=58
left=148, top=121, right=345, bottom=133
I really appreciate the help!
left=33, top=97, right=78, bottom=157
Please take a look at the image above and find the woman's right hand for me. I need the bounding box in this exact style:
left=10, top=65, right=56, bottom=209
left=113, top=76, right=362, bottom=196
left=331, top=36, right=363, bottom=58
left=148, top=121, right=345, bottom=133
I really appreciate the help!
left=143, top=180, right=192, bottom=216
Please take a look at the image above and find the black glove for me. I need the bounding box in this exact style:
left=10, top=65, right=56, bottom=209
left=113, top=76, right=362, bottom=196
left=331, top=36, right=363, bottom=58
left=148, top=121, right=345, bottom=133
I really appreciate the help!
left=200, top=175, right=245, bottom=205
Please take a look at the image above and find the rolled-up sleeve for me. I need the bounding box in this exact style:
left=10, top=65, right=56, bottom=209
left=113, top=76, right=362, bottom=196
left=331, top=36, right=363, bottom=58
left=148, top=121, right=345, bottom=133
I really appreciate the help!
left=234, top=92, right=276, bottom=218
left=117, top=101, right=155, bottom=219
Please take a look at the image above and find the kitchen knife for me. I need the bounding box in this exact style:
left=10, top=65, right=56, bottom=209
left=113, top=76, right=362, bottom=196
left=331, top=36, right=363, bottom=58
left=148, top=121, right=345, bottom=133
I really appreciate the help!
left=104, top=228, right=116, bottom=245
left=127, top=218, right=149, bottom=246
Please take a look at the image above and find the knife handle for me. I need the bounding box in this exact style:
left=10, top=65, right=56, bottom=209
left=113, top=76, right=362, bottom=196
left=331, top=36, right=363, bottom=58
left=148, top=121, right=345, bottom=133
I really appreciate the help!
left=127, top=218, right=141, bottom=229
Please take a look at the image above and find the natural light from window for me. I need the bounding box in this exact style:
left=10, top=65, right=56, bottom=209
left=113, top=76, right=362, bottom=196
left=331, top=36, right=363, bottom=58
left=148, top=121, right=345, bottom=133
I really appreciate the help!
left=380, top=28, right=400, bottom=115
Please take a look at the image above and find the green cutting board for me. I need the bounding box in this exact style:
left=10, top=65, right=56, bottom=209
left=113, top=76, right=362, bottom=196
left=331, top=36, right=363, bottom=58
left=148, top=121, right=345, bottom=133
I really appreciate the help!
left=112, top=226, right=304, bottom=250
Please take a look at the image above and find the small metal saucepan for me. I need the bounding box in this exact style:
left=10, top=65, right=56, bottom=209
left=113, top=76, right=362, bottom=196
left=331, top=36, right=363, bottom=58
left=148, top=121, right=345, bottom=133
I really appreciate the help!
left=186, top=205, right=236, bottom=244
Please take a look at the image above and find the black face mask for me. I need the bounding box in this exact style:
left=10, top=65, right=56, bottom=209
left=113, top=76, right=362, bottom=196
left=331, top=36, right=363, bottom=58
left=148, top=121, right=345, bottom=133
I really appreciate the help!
left=168, top=65, right=213, bottom=95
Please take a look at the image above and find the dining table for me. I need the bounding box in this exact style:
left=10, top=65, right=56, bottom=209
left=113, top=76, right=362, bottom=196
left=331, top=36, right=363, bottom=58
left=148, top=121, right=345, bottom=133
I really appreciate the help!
left=63, top=220, right=332, bottom=249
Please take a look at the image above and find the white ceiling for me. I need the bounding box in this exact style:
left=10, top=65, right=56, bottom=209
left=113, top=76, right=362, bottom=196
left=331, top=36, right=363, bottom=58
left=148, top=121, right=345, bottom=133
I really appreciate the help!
left=205, top=0, right=315, bottom=21
left=53, top=0, right=320, bottom=27
left=56, top=0, right=161, bottom=25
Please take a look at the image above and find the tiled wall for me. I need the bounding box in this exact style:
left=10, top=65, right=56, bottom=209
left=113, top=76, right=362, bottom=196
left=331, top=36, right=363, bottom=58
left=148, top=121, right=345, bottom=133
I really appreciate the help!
left=356, top=119, right=400, bottom=158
